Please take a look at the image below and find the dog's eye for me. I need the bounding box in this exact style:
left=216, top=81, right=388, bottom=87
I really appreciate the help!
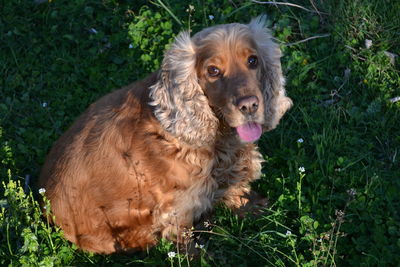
left=248, top=55, right=258, bottom=68
left=207, top=66, right=221, bottom=77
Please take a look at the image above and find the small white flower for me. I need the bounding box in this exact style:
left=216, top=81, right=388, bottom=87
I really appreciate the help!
left=195, top=243, right=204, bottom=249
left=297, top=138, right=304, bottom=143
left=43, top=205, right=47, bottom=210
left=88, top=28, right=98, bottom=34
left=39, top=188, right=46, bottom=194
left=168, top=251, right=176, bottom=258
left=365, top=39, right=372, bottom=49
left=298, top=167, right=305, bottom=173
left=347, top=188, right=357, bottom=197
left=42, top=102, right=48, bottom=108
left=285, top=230, right=292, bottom=236
left=389, top=96, right=400, bottom=103
left=208, top=15, right=214, bottom=20
left=129, top=44, right=134, bottom=49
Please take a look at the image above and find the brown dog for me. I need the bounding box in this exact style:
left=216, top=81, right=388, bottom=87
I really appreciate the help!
left=39, top=16, right=292, bottom=254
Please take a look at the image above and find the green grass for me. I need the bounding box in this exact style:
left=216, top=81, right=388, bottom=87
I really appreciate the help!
left=1, top=0, right=399, bottom=266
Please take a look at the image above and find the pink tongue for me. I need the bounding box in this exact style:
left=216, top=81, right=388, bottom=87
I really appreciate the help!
left=236, top=122, right=262, bottom=142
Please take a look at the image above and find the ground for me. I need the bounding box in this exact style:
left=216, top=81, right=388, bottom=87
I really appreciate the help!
left=1, top=0, right=399, bottom=266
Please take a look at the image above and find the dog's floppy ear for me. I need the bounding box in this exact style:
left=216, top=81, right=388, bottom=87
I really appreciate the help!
left=249, top=15, right=293, bottom=131
left=149, top=32, right=218, bottom=146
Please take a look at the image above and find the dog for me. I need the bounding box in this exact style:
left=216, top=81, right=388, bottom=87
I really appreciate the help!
left=39, top=15, right=292, bottom=254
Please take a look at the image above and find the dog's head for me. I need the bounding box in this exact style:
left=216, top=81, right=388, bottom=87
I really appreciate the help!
left=150, top=16, right=292, bottom=147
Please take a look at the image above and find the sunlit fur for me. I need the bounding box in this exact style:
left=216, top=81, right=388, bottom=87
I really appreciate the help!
left=39, top=16, right=292, bottom=254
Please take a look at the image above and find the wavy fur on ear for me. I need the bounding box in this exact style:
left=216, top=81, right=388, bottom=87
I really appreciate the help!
left=149, top=32, right=218, bottom=147
left=249, top=15, right=293, bottom=131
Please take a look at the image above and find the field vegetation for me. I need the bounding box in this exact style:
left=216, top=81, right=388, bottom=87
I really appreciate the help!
left=1, top=0, right=399, bottom=265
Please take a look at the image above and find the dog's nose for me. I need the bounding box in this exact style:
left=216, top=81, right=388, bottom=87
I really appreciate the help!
left=237, top=96, right=259, bottom=114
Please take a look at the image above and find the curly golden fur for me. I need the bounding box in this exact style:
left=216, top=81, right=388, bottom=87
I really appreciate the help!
left=39, top=16, right=292, bottom=254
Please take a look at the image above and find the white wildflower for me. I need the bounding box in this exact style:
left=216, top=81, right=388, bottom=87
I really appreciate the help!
left=42, top=102, right=48, bottom=108
left=297, top=138, right=304, bottom=143
left=365, top=39, right=372, bottom=49
left=129, top=44, right=134, bottom=49
left=389, top=96, right=400, bottom=103
left=39, top=188, right=46, bottom=194
left=347, top=188, right=357, bottom=197
left=285, top=230, right=292, bottom=236
left=208, top=15, right=214, bottom=20
left=168, top=251, right=176, bottom=258
left=88, top=28, right=98, bottom=34
left=195, top=243, right=204, bottom=249
left=298, top=167, right=305, bottom=173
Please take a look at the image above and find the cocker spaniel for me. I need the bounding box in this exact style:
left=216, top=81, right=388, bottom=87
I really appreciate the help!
left=39, top=16, right=292, bottom=254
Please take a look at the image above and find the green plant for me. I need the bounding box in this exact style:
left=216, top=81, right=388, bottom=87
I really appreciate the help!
left=127, top=6, right=175, bottom=72
left=1, top=0, right=399, bottom=265
left=0, top=173, right=76, bottom=266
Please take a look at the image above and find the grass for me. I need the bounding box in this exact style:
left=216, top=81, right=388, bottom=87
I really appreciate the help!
left=1, top=0, right=399, bottom=266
